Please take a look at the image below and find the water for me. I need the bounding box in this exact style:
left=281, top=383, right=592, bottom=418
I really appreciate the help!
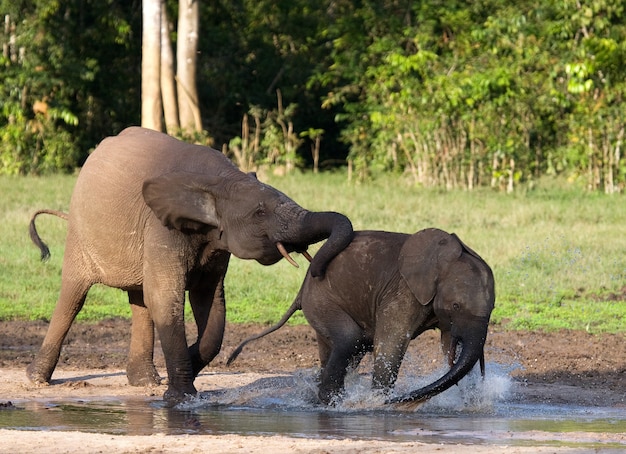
left=1, top=365, right=624, bottom=449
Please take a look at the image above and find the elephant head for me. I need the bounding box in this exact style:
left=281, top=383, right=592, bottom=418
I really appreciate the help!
left=391, top=228, right=495, bottom=404
left=142, top=170, right=353, bottom=277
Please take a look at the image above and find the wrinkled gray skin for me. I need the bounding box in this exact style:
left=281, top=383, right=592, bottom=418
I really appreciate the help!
left=27, top=126, right=353, bottom=402
left=228, top=228, right=495, bottom=406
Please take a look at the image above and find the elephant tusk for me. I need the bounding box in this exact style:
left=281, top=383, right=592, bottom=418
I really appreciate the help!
left=447, top=338, right=459, bottom=368
left=276, top=242, right=299, bottom=268
left=302, top=250, right=313, bottom=263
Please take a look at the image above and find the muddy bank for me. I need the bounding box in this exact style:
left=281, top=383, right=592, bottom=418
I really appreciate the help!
left=1, top=320, right=624, bottom=406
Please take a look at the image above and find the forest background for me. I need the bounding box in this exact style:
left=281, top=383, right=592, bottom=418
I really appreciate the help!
left=1, top=0, right=624, bottom=192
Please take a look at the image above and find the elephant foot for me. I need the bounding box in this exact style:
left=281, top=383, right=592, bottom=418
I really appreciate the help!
left=163, top=384, right=198, bottom=404
left=317, top=385, right=342, bottom=406
left=26, top=345, right=60, bottom=384
left=26, top=362, right=52, bottom=385
left=126, top=362, right=161, bottom=387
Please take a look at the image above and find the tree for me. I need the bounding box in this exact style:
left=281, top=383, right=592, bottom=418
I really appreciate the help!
left=176, top=0, right=201, bottom=134
left=141, top=0, right=201, bottom=135
left=160, top=1, right=179, bottom=133
left=301, top=128, right=324, bottom=173
left=141, top=0, right=163, bottom=131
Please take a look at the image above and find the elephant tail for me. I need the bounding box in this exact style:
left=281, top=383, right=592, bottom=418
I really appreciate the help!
left=227, top=296, right=302, bottom=366
left=29, top=209, right=69, bottom=261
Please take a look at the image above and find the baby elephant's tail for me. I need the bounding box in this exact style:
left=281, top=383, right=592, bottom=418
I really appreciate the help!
left=227, top=296, right=302, bottom=366
left=29, top=209, right=69, bottom=261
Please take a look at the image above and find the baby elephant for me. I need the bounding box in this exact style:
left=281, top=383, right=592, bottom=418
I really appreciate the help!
left=228, top=228, right=495, bottom=405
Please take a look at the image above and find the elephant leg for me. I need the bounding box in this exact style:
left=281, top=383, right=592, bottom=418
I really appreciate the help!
left=188, top=253, right=230, bottom=377
left=372, top=334, right=410, bottom=393
left=347, top=344, right=370, bottom=372
left=313, top=313, right=367, bottom=404
left=371, top=303, right=421, bottom=393
left=188, top=274, right=226, bottom=377
left=126, top=290, right=161, bottom=386
left=144, top=283, right=196, bottom=402
left=27, top=275, right=91, bottom=384
left=316, top=333, right=331, bottom=368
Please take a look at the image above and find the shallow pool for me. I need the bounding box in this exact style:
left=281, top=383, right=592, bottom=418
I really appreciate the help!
left=1, top=366, right=624, bottom=449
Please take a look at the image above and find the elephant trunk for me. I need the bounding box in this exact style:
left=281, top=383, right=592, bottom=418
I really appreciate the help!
left=293, top=211, right=354, bottom=278
left=388, top=318, right=489, bottom=406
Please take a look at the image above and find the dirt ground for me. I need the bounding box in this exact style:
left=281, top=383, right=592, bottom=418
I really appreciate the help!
left=0, top=319, right=625, bottom=453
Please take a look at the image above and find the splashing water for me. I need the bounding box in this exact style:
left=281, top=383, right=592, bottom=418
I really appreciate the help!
left=334, top=359, right=513, bottom=413
left=394, top=363, right=513, bottom=413
left=179, top=369, right=321, bottom=411
left=179, top=355, right=513, bottom=414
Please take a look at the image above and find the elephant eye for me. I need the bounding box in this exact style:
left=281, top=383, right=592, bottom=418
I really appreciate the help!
left=254, top=204, right=266, bottom=217
left=452, top=302, right=461, bottom=312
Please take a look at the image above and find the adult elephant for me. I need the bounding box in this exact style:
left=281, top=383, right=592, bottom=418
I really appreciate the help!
left=27, top=126, right=353, bottom=402
left=228, top=228, right=495, bottom=406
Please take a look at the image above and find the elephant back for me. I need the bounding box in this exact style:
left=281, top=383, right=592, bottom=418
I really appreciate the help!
left=66, top=127, right=239, bottom=286
left=309, top=231, right=409, bottom=312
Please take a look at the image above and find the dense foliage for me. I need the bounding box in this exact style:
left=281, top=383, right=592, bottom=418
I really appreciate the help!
left=0, top=0, right=141, bottom=173
left=1, top=0, right=624, bottom=192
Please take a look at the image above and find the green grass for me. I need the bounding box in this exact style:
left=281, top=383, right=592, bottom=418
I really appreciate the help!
left=1, top=172, right=625, bottom=333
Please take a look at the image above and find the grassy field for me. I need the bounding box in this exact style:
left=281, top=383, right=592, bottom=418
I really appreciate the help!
left=1, top=172, right=624, bottom=333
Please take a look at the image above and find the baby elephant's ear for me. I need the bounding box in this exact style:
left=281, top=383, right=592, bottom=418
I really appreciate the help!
left=451, top=233, right=486, bottom=262
left=143, top=171, right=220, bottom=232
left=399, top=228, right=462, bottom=305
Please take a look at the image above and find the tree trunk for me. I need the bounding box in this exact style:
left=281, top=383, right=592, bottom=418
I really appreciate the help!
left=141, top=0, right=163, bottom=131
left=176, top=0, right=202, bottom=134
left=160, top=0, right=179, bottom=134
left=313, top=136, right=320, bottom=174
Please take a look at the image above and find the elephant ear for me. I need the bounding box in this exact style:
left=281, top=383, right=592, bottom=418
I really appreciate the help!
left=399, top=228, right=463, bottom=305
left=451, top=233, right=486, bottom=262
left=142, top=171, right=221, bottom=232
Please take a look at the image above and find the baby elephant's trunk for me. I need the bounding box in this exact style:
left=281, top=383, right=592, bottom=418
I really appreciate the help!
left=388, top=317, right=489, bottom=408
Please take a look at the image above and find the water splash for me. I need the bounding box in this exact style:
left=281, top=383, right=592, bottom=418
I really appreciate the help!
left=335, top=360, right=513, bottom=413
left=179, top=359, right=513, bottom=414
left=178, top=369, right=320, bottom=411
left=408, top=363, right=513, bottom=413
